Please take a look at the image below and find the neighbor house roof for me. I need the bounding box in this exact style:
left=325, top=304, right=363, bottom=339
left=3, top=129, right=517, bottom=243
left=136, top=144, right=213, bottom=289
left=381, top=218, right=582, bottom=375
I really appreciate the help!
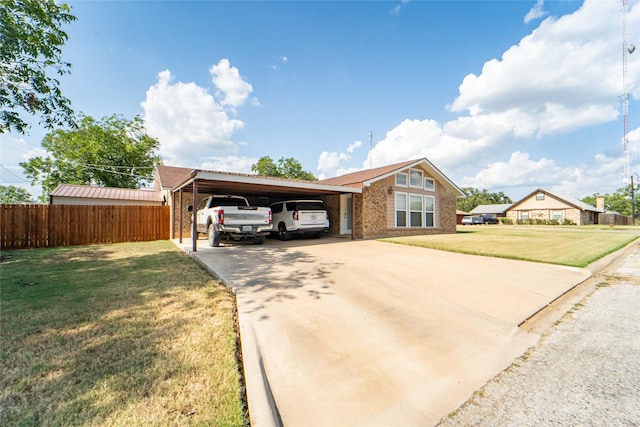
left=509, top=188, right=603, bottom=213
left=469, top=204, right=513, bottom=215
left=319, top=158, right=465, bottom=196
left=50, top=184, right=164, bottom=203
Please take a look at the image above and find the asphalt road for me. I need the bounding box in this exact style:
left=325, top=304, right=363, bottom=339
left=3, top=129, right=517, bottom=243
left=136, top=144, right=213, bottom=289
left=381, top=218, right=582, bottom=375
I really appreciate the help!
left=438, top=242, right=640, bottom=427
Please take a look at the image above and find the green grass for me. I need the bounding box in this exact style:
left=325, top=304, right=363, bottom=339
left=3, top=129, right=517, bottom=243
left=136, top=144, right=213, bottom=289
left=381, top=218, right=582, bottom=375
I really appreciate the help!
left=381, top=225, right=639, bottom=267
left=0, top=241, right=247, bottom=426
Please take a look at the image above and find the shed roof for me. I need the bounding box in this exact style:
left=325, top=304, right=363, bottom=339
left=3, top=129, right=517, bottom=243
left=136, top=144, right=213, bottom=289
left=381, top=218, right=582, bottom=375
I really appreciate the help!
left=50, top=184, right=164, bottom=202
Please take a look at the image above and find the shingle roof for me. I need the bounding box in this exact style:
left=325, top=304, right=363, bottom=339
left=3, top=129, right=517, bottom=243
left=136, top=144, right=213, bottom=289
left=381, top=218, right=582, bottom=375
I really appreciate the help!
left=319, top=159, right=418, bottom=187
left=510, top=188, right=602, bottom=213
left=155, top=165, right=194, bottom=189
left=51, top=184, right=164, bottom=202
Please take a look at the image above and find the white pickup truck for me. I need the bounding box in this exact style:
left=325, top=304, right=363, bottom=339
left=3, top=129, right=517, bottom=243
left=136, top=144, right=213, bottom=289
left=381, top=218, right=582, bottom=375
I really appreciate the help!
left=190, top=195, right=272, bottom=247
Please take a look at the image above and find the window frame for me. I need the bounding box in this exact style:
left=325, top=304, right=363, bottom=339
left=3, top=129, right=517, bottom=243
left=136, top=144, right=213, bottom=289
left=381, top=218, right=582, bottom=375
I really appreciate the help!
left=409, top=194, right=423, bottom=227
left=395, top=173, right=408, bottom=187
left=521, top=211, right=530, bottom=220
left=395, top=192, right=408, bottom=227
left=536, top=192, right=545, bottom=201
left=424, top=195, right=435, bottom=227
left=551, top=210, right=563, bottom=220
left=424, top=177, right=435, bottom=191
left=409, top=169, right=423, bottom=189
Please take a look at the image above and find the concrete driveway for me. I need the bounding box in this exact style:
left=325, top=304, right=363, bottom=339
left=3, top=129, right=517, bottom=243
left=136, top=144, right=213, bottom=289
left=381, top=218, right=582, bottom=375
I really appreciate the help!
left=175, top=237, right=591, bottom=426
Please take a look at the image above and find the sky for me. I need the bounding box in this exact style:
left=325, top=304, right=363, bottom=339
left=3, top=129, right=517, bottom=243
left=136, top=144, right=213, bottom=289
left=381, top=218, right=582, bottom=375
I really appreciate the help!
left=1, top=0, right=639, bottom=202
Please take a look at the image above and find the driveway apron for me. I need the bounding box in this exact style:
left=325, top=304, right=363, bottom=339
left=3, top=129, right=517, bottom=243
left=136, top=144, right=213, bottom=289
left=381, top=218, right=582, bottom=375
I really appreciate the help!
left=176, top=237, right=591, bottom=426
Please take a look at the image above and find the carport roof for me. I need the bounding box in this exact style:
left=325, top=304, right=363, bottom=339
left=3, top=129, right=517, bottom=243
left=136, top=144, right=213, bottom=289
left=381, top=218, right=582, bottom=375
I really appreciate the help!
left=165, top=167, right=362, bottom=198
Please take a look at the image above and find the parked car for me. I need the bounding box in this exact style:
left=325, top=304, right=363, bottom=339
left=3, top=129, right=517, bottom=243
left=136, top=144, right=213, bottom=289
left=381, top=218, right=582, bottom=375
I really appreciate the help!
left=462, top=215, right=484, bottom=225
left=270, top=200, right=329, bottom=240
left=479, top=214, right=499, bottom=224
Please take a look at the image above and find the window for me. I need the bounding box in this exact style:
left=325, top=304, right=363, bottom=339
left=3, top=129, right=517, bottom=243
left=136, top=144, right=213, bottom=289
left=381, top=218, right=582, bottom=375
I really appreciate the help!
left=536, top=192, right=545, bottom=201
left=551, top=210, right=563, bottom=220
left=424, top=196, right=435, bottom=227
left=410, top=195, right=422, bottom=227
left=521, top=211, right=529, bottom=220
left=395, top=173, right=408, bottom=187
left=270, top=203, right=284, bottom=214
left=409, top=169, right=423, bottom=188
left=424, top=178, right=435, bottom=191
left=395, top=193, right=407, bottom=227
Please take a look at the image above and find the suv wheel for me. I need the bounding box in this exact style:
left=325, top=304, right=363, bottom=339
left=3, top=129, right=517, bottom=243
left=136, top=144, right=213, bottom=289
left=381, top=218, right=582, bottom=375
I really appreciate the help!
left=277, top=223, right=290, bottom=241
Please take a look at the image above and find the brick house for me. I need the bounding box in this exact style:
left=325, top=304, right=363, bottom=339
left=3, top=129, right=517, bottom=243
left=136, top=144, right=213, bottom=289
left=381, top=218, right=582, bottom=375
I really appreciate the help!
left=156, top=158, right=464, bottom=243
left=505, top=188, right=602, bottom=225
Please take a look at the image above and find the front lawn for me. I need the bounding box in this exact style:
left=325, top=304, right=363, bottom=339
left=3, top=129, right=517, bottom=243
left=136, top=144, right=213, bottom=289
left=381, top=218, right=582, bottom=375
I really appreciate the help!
left=0, top=241, right=247, bottom=426
left=381, top=226, right=639, bottom=267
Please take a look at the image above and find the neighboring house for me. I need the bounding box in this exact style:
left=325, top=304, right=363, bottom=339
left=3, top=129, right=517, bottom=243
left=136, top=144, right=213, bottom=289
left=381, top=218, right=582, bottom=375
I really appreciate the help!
left=156, top=158, right=465, bottom=243
left=506, top=189, right=602, bottom=225
left=319, top=158, right=465, bottom=238
left=469, top=204, right=513, bottom=217
left=456, top=210, right=469, bottom=225
left=50, top=184, right=164, bottom=206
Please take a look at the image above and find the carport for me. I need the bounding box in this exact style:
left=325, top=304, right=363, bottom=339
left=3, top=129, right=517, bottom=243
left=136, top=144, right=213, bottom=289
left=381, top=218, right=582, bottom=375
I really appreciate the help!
left=170, top=169, right=362, bottom=251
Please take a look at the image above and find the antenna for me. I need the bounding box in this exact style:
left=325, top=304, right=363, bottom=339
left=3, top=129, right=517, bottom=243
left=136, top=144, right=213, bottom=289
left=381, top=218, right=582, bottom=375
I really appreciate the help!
left=368, top=131, right=373, bottom=169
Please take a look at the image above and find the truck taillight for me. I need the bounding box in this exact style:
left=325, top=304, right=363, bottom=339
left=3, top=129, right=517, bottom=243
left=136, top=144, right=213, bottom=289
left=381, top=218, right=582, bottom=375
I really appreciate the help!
left=293, top=210, right=299, bottom=220
left=218, top=209, right=224, bottom=224
left=269, top=211, right=272, bottom=224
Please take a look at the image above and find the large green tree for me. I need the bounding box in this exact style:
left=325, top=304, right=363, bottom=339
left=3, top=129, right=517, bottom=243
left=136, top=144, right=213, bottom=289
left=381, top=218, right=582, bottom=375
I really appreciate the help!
left=1, top=0, right=77, bottom=134
left=251, top=156, right=316, bottom=181
left=21, top=114, right=163, bottom=202
left=0, top=185, right=35, bottom=203
left=456, top=187, right=513, bottom=213
left=582, top=184, right=639, bottom=217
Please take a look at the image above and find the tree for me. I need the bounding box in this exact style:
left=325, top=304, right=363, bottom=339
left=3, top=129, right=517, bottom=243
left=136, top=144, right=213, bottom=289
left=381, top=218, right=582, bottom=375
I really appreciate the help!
left=456, top=187, right=513, bottom=213
left=20, top=114, right=163, bottom=202
left=1, top=0, right=77, bottom=134
left=582, top=184, right=639, bottom=217
left=0, top=185, right=34, bottom=203
left=251, top=156, right=316, bottom=181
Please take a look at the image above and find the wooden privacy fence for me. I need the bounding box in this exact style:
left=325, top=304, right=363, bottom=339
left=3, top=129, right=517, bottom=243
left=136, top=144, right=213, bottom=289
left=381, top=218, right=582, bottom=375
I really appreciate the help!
left=1, top=204, right=171, bottom=249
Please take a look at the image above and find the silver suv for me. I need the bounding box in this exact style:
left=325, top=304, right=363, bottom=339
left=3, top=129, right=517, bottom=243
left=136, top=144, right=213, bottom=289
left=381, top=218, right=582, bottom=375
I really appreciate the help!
left=270, top=200, right=329, bottom=240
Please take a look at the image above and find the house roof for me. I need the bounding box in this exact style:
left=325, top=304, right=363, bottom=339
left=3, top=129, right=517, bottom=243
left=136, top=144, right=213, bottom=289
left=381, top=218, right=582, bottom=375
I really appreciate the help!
left=510, top=188, right=603, bottom=213
left=469, top=204, right=513, bottom=215
left=50, top=184, right=164, bottom=202
left=155, top=165, right=194, bottom=189
left=319, top=158, right=465, bottom=196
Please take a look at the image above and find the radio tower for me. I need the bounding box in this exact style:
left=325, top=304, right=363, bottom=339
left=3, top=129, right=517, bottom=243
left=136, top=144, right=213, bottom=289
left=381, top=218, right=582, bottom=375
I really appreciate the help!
left=622, top=0, right=631, bottom=182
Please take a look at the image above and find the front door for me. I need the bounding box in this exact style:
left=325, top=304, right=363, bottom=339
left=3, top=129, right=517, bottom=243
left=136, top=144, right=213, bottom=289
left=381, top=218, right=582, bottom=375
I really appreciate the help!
left=340, top=194, right=352, bottom=235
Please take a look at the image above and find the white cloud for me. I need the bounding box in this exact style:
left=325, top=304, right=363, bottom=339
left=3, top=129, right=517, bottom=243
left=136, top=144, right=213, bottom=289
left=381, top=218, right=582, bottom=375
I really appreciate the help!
left=347, top=140, right=362, bottom=153
left=391, top=0, right=410, bottom=15
left=524, top=0, right=548, bottom=24
left=450, top=0, right=639, bottom=138
left=201, top=156, right=258, bottom=174
left=141, top=69, right=244, bottom=167
left=281, top=56, right=288, bottom=63
left=209, top=59, right=255, bottom=108
left=317, top=150, right=350, bottom=173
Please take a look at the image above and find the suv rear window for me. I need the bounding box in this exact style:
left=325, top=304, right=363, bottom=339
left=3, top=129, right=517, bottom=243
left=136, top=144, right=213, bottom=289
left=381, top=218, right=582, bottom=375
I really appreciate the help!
left=295, top=202, right=324, bottom=210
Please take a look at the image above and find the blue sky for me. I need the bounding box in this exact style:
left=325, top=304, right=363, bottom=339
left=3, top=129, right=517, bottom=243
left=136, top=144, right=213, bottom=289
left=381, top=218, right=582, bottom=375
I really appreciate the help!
left=1, top=0, right=639, bottom=201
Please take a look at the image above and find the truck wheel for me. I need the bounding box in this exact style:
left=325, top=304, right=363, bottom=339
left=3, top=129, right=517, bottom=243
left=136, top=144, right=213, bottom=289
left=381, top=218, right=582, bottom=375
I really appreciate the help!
left=208, top=224, right=221, bottom=247
left=277, top=223, right=290, bottom=241
left=253, top=235, right=265, bottom=245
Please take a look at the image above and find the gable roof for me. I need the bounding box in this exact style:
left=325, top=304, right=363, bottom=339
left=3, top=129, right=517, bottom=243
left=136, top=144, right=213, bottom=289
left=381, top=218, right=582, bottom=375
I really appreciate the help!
left=469, top=204, right=513, bottom=215
left=510, top=188, right=602, bottom=213
left=51, top=184, right=164, bottom=203
left=319, top=158, right=464, bottom=196
left=155, top=165, right=193, bottom=190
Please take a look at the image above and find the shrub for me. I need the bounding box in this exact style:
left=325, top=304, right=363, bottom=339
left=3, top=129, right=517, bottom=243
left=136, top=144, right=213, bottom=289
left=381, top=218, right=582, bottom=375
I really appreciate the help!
left=500, top=217, right=513, bottom=225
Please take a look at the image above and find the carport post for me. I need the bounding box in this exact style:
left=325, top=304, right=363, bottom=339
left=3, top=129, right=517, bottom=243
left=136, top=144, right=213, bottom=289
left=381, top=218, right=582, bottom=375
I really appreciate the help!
left=191, top=180, right=198, bottom=252
left=178, top=189, right=183, bottom=243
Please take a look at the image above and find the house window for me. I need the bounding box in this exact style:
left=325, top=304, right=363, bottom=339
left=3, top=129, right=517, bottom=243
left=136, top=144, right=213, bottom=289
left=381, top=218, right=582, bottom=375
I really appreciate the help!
left=409, top=169, right=423, bottom=188
left=424, top=196, right=435, bottom=227
left=410, top=195, right=423, bottom=227
left=536, top=192, right=545, bottom=201
left=521, top=211, right=530, bottom=220
left=396, top=193, right=407, bottom=227
left=395, top=173, right=408, bottom=187
left=424, top=178, right=435, bottom=191
left=551, top=210, right=563, bottom=220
